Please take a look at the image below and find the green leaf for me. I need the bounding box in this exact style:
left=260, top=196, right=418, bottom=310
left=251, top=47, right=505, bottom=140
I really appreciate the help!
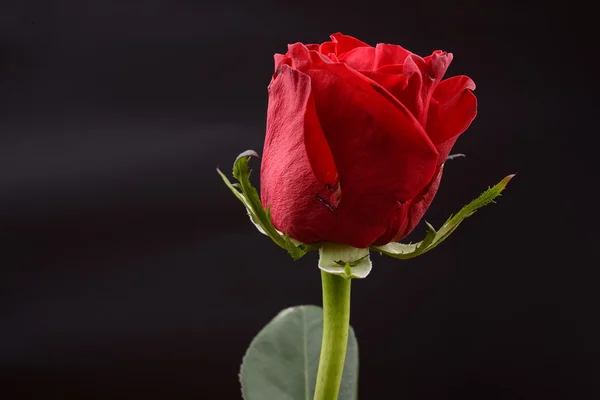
left=319, top=243, right=372, bottom=279
left=240, top=305, right=359, bottom=400
left=218, top=150, right=312, bottom=260
left=372, top=174, right=515, bottom=259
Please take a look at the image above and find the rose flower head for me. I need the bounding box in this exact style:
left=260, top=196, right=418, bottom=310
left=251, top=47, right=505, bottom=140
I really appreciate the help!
left=260, top=33, right=477, bottom=248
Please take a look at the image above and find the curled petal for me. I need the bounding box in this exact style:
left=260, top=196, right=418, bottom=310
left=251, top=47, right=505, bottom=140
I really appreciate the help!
left=339, top=43, right=412, bottom=71
left=273, top=53, right=287, bottom=73
left=320, top=32, right=370, bottom=56
left=396, top=51, right=453, bottom=125
left=426, top=75, right=477, bottom=161
left=261, top=65, right=339, bottom=243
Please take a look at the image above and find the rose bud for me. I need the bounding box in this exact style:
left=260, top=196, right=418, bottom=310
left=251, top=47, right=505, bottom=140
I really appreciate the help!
left=260, top=33, right=477, bottom=248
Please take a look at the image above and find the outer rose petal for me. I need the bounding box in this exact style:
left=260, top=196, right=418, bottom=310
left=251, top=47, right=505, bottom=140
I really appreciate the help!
left=276, top=54, right=340, bottom=192
left=402, top=165, right=444, bottom=239
left=374, top=165, right=445, bottom=245
left=338, top=43, right=412, bottom=71
left=426, top=75, right=477, bottom=161
left=286, top=43, right=439, bottom=247
left=261, top=65, right=340, bottom=243
left=260, top=64, right=339, bottom=243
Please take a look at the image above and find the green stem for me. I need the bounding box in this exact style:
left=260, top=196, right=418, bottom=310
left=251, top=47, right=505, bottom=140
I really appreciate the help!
left=314, top=270, right=352, bottom=400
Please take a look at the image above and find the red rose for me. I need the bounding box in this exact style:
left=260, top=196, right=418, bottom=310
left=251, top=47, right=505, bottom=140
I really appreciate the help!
left=260, top=33, right=477, bottom=248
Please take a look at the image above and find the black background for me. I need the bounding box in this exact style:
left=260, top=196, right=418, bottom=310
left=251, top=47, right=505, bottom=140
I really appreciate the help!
left=1, top=0, right=597, bottom=399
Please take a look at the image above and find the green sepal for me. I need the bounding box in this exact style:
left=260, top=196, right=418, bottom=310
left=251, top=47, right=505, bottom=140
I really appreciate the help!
left=372, top=174, right=515, bottom=259
left=319, top=243, right=372, bottom=279
left=218, top=150, right=314, bottom=260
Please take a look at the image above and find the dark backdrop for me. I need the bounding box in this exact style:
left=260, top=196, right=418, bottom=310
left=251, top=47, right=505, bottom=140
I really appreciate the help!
left=1, top=1, right=597, bottom=399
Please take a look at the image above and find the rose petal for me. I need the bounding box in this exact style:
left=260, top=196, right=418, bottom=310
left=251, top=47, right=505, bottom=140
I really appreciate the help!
left=303, top=83, right=340, bottom=195
left=396, top=51, right=453, bottom=125
left=319, top=41, right=337, bottom=56
left=261, top=64, right=340, bottom=243
left=360, top=65, right=409, bottom=101
left=339, top=43, right=412, bottom=71
left=374, top=164, right=445, bottom=245
left=426, top=75, right=477, bottom=161
left=319, top=32, right=370, bottom=56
